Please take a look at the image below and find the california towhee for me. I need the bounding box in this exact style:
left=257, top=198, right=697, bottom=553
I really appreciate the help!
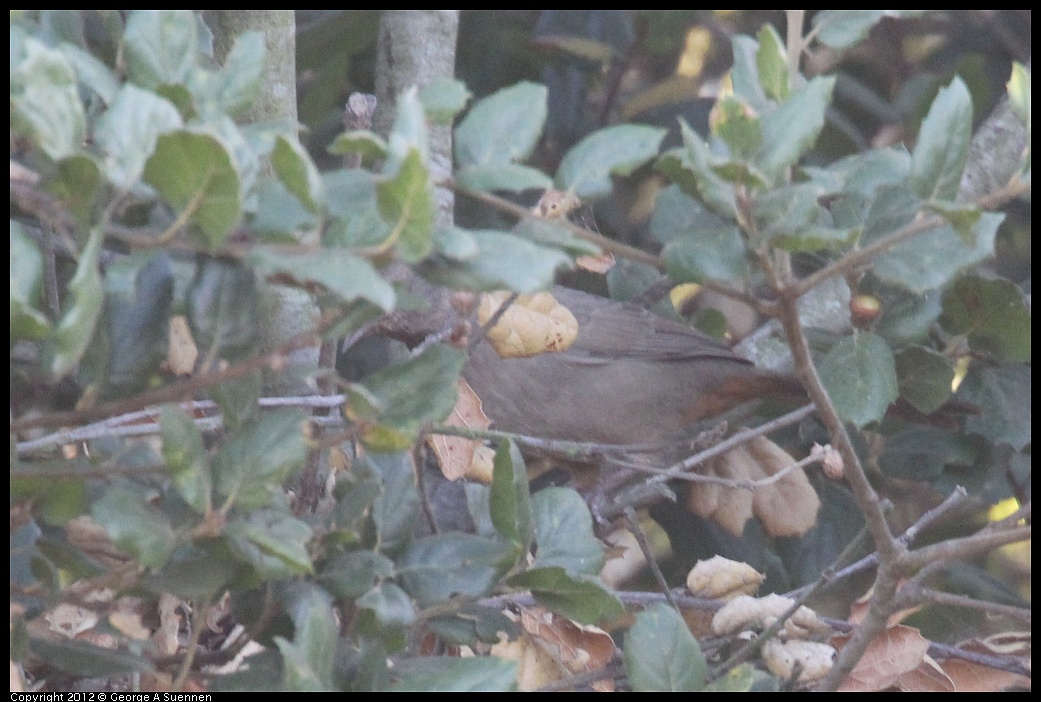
left=464, top=286, right=804, bottom=447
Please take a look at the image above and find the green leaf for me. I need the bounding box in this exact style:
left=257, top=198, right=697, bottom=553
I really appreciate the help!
left=104, top=254, right=174, bottom=395
left=710, top=96, right=763, bottom=160
left=389, top=656, right=517, bottom=692
left=213, top=409, right=308, bottom=509
left=624, top=603, right=706, bottom=692
left=359, top=451, right=420, bottom=556
left=419, top=229, right=571, bottom=294
left=210, top=370, right=262, bottom=431
left=376, top=149, right=436, bottom=263
left=454, top=163, right=553, bottom=194
left=10, top=222, right=50, bottom=341
left=323, top=169, right=392, bottom=248
left=141, top=542, right=241, bottom=600
left=319, top=550, right=395, bottom=600
left=729, top=35, right=769, bottom=111
left=756, top=24, right=788, bottom=100
left=94, top=84, right=184, bottom=189
left=11, top=39, right=86, bottom=161
left=812, top=11, right=921, bottom=49
left=659, top=120, right=737, bottom=219
left=489, top=440, right=532, bottom=550
left=455, top=81, right=548, bottom=167
left=123, top=10, right=197, bottom=89
left=58, top=41, right=119, bottom=104
left=385, top=87, right=430, bottom=174
left=187, top=257, right=260, bottom=359
left=940, top=275, right=1031, bottom=363
left=144, top=129, right=243, bottom=250
left=927, top=200, right=982, bottom=244
left=818, top=332, right=899, bottom=427
left=346, top=346, right=465, bottom=451
left=328, top=130, right=389, bottom=162
left=757, top=76, right=836, bottom=183
left=873, top=212, right=1003, bottom=294
left=650, top=183, right=729, bottom=244
left=957, top=364, right=1030, bottom=450
left=210, top=30, right=265, bottom=116
left=878, top=426, right=978, bottom=481
left=225, top=510, right=314, bottom=579
left=433, top=226, right=479, bottom=261
left=272, top=135, right=324, bottom=213
left=47, top=154, right=103, bottom=230
left=555, top=124, right=667, bottom=199
left=910, top=77, right=972, bottom=201
left=661, top=228, right=747, bottom=284
left=91, top=481, right=175, bottom=569
left=47, top=227, right=104, bottom=378
left=276, top=584, right=338, bottom=691
left=30, top=638, right=154, bottom=677
left=531, top=487, right=604, bottom=576
left=508, top=567, right=623, bottom=625
left=397, top=534, right=516, bottom=606
left=895, top=346, right=955, bottom=415
left=357, top=582, right=416, bottom=629
left=250, top=247, right=395, bottom=310
left=418, top=76, right=472, bottom=124
left=160, top=405, right=212, bottom=513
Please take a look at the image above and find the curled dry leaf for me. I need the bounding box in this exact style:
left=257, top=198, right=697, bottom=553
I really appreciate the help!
left=832, top=624, right=931, bottom=692
left=166, top=315, right=198, bottom=376
left=712, top=593, right=827, bottom=639
left=685, top=437, right=820, bottom=537
left=686, top=555, right=765, bottom=600
left=763, top=639, right=835, bottom=685
left=428, top=379, right=492, bottom=481
left=478, top=290, right=579, bottom=359
left=813, top=442, right=844, bottom=479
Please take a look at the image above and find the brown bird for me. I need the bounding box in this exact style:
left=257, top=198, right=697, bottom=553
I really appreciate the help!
left=463, top=285, right=804, bottom=447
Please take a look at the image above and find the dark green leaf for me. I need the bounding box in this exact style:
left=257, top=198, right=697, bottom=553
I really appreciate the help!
left=624, top=603, right=706, bottom=692
left=818, top=332, right=899, bottom=427
left=872, top=285, right=942, bottom=346
left=376, top=149, right=435, bottom=263
left=144, top=129, right=243, bottom=250
left=754, top=183, right=833, bottom=248
left=940, top=275, right=1031, bottom=363
left=360, top=452, right=420, bottom=556
left=187, top=257, right=260, bottom=359
left=507, top=567, right=623, bottom=625
left=878, top=426, right=979, bottom=481
left=123, top=10, right=196, bottom=89
left=91, top=481, right=175, bottom=568
left=895, top=346, right=955, bottom=415
left=30, top=638, right=154, bottom=677
left=910, top=77, right=972, bottom=201
left=160, top=405, right=212, bottom=513
left=250, top=247, right=395, bottom=310
left=95, top=84, right=183, bottom=189
left=757, top=76, right=836, bottom=183
left=389, top=656, right=517, bottom=692
left=272, top=135, right=324, bottom=213
left=225, top=509, right=314, bottom=579
left=660, top=232, right=747, bottom=284
left=213, top=408, right=308, bottom=509
left=319, top=550, right=395, bottom=600
left=357, top=582, right=416, bottom=629
left=346, top=346, right=466, bottom=451
left=10, top=222, right=50, bottom=341
left=489, top=440, right=532, bottom=550
left=104, top=254, right=173, bottom=395
left=10, top=474, right=86, bottom=527
left=141, top=541, right=241, bottom=599
left=756, top=25, right=788, bottom=100
left=418, top=76, right=472, bottom=124
left=47, top=154, right=103, bottom=230
left=454, top=163, right=553, bottom=194
left=555, top=124, right=666, bottom=199
left=11, top=39, right=85, bottom=161
left=47, top=227, right=103, bottom=377
left=397, top=534, right=515, bottom=606
left=419, top=229, right=571, bottom=294
left=427, top=605, right=521, bottom=646
left=210, top=370, right=262, bottom=431
left=957, top=364, right=1031, bottom=450
left=531, top=487, right=604, bottom=575
left=455, top=81, right=547, bottom=167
